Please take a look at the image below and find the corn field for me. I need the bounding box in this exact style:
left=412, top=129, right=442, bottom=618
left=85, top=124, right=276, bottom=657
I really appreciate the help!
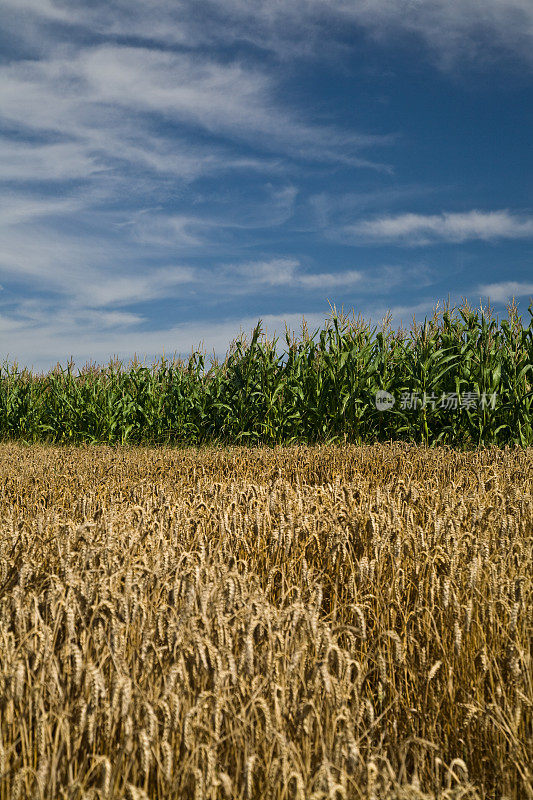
left=0, top=442, right=531, bottom=799
left=1, top=301, right=532, bottom=447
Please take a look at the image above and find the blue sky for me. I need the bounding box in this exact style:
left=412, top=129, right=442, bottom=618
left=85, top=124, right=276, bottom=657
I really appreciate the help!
left=1, top=0, right=532, bottom=371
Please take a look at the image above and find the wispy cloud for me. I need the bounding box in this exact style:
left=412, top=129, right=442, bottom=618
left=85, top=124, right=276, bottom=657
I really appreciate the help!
left=0, top=300, right=444, bottom=374
left=131, top=186, right=300, bottom=249
left=221, top=260, right=364, bottom=292
left=329, top=0, right=533, bottom=69
left=83, top=267, right=197, bottom=307
left=0, top=193, right=87, bottom=226
left=298, top=270, right=363, bottom=290
left=0, top=186, right=410, bottom=313
left=1, top=0, right=531, bottom=373
left=347, top=210, right=533, bottom=245
left=0, top=139, right=106, bottom=182
left=5, top=0, right=532, bottom=68
left=0, top=185, right=298, bottom=303
left=476, top=280, right=533, bottom=303
left=223, top=260, right=422, bottom=294
left=0, top=134, right=283, bottom=186
left=0, top=36, right=390, bottom=322
left=0, top=45, right=387, bottom=177
left=0, top=304, right=330, bottom=372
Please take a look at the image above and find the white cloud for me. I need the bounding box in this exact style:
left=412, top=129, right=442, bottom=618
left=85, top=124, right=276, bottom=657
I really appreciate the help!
left=347, top=210, right=533, bottom=245
left=129, top=186, right=299, bottom=248
left=0, top=187, right=163, bottom=299
left=1, top=0, right=73, bottom=21
left=0, top=224, right=93, bottom=284
left=476, top=280, right=533, bottom=303
left=0, top=207, right=200, bottom=303
left=0, top=7, right=392, bottom=342
left=0, top=41, right=389, bottom=316
left=2, top=1, right=530, bottom=373
left=0, top=45, right=385, bottom=175
left=0, top=199, right=413, bottom=313
left=329, top=0, right=533, bottom=68
left=296, top=270, right=363, bottom=290
left=0, top=134, right=280, bottom=186
left=231, top=259, right=300, bottom=286
left=0, top=186, right=298, bottom=305
left=220, top=260, right=398, bottom=293
left=5, top=0, right=532, bottom=68
left=83, top=267, right=197, bottom=307
left=0, top=193, right=87, bottom=225
left=0, top=301, right=443, bottom=373
left=8, top=293, right=489, bottom=374
left=0, top=139, right=104, bottom=182
left=0, top=304, right=330, bottom=372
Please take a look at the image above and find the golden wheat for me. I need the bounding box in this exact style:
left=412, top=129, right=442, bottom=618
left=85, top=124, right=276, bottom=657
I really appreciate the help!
left=0, top=442, right=531, bottom=799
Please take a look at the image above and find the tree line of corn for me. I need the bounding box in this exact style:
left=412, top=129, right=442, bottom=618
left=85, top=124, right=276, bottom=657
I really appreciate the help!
left=1, top=300, right=532, bottom=447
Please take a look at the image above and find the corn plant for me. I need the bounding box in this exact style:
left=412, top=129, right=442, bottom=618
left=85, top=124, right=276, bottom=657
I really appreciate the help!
left=0, top=300, right=531, bottom=447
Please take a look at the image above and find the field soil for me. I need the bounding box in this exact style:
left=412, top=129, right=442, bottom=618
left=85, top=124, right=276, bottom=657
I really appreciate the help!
left=0, top=443, right=531, bottom=799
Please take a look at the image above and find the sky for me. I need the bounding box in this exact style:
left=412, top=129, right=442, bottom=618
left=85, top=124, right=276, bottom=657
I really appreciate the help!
left=0, top=0, right=532, bottom=371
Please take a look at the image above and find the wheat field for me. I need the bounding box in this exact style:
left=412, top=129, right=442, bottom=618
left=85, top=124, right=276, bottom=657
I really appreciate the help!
left=0, top=443, right=531, bottom=799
